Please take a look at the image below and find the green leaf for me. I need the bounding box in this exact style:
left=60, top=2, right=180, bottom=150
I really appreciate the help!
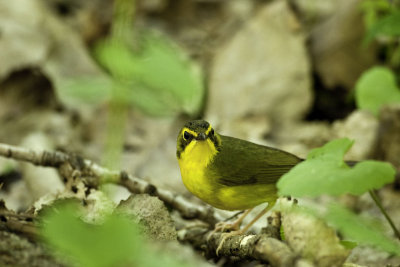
left=94, top=32, right=204, bottom=116
left=94, top=40, right=137, bottom=80
left=280, top=225, right=285, bottom=241
left=40, top=202, right=142, bottom=267
left=0, top=160, right=17, bottom=175
left=361, top=0, right=392, bottom=30
left=355, top=67, right=400, bottom=116
left=40, top=201, right=189, bottom=267
left=55, top=76, right=113, bottom=106
left=365, top=11, right=400, bottom=43
left=340, top=240, right=358, bottom=250
left=325, top=204, right=400, bottom=256
left=277, top=138, right=396, bottom=197
left=307, top=137, right=354, bottom=162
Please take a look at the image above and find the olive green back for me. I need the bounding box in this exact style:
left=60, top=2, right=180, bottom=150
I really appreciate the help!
left=206, top=135, right=302, bottom=187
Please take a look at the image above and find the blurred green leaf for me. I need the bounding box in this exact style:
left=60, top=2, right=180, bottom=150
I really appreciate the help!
left=361, top=0, right=393, bottom=31
left=280, top=225, right=285, bottom=241
left=340, top=240, right=358, bottom=250
left=102, top=97, right=128, bottom=169
left=55, top=76, right=113, bottom=106
left=325, top=204, right=400, bottom=256
left=94, top=40, right=137, bottom=80
left=40, top=202, right=141, bottom=267
left=0, top=160, right=17, bottom=175
left=94, top=32, right=204, bottom=116
left=40, top=201, right=189, bottom=267
left=365, top=11, right=400, bottom=43
left=277, top=138, right=396, bottom=197
left=390, top=45, right=400, bottom=66
left=355, top=66, right=400, bottom=116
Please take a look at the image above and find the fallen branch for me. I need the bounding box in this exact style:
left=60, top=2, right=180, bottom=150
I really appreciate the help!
left=178, top=226, right=296, bottom=267
left=0, top=142, right=220, bottom=225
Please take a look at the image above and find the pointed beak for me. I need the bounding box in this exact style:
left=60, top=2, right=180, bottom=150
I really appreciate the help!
left=196, top=133, right=207, bottom=141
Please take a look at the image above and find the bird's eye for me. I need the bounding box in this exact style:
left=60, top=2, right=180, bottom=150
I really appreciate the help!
left=210, top=128, right=214, bottom=135
left=183, top=131, right=192, bottom=140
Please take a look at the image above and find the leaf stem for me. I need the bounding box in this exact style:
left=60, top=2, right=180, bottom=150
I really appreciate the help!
left=369, top=190, right=400, bottom=240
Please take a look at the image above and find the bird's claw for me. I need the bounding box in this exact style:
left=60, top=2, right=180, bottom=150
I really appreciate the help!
left=216, top=230, right=243, bottom=256
left=206, top=221, right=240, bottom=242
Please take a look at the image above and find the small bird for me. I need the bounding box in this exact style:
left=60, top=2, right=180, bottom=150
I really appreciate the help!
left=176, top=120, right=302, bottom=239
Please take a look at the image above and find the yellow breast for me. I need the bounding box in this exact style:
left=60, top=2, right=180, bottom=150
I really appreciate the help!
left=178, top=139, right=278, bottom=210
left=178, top=139, right=218, bottom=204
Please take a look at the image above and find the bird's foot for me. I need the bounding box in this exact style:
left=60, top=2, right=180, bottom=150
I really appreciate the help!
left=206, top=221, right=241, bottom=242
left=215, top=220, right=241, bottom=232
left=216, top=230, right=244, bottom=256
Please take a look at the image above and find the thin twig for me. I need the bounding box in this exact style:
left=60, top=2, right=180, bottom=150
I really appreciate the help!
left=0, top=143, right=68, bottom=167
left=369, top=190, right=400, bottom=240
left=0, top=210, right=35, bottom=220
left=0, top=201, right=37, bottom=240
left=0, top=217, right=38, bottom=240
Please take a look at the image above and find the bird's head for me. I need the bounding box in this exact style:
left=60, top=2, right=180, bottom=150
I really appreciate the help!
left=176, top=120, right=221, bottom=159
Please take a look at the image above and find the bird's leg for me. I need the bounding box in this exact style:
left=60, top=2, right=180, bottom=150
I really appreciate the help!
left=238, top=206, right=269, bottom=233
left=215, top=208, right=253, bottom=232
left=207, top=209, right=253, bottom=242
left=216, top=202, right=275, bottom=255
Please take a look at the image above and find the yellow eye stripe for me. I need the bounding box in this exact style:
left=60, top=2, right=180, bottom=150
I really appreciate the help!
left=205, top=125, right=213, bottom=135
left=182, top=124, right=213, bottom=139
left=182, top=128, right=198, bottom=138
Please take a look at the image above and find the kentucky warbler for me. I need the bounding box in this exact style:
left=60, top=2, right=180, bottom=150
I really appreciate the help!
left=177, top=120, right=302, bottom=233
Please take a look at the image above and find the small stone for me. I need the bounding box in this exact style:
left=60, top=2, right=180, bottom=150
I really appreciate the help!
left=0, top=0, right=51, bottom=80
left=332, top=110, right=379, bottom=160
left=117, top=194, right=177, bottom=241
left=0, top=231, right=65, bottom=267
left=282, top=210, right=350, bottom=267
left=376, top=104, right=400, bottom=167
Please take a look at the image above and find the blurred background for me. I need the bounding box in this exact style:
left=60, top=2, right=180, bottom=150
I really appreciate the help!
left=0, top=0, right=400, bottom=234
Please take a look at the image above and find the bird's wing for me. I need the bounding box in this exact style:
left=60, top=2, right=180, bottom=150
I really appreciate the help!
left=208, top=135, right=302, bottom=186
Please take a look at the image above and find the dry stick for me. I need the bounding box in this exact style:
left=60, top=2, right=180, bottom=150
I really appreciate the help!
left=0, top=143, right=69, bottom=167
left=0, top=210, right=35, bottom=220
left=0, top=217, right=37, bottom=240
left=179, top=226, right=295, bottom=266
left=0, top=201, right=37, bottom=240
left=369, top=190, right=400, bottom=240
left=0, top=143, right=220, bottom=226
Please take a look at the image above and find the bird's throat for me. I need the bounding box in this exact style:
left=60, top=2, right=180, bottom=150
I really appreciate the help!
left=179, top=139, right=218, bottom=168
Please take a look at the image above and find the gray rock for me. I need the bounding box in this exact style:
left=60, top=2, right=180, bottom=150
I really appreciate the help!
left=307, top=0, right=376, bottom=89
left=346, top=245, right=400, bottom=267
left=0, top=0, right=51, bottom=80
left=0, top=231, right=65, bottom=267
left=117, top=194, right=177, bottom=241
left=376, top=104, right=400, bottom=167
left=206, top=0, right=312, bottom=127
left=332, top=110, right=379, bottom=160
left=0, top=0, right=107, bottom=110
left=282, top=209, right=350, bottom=267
